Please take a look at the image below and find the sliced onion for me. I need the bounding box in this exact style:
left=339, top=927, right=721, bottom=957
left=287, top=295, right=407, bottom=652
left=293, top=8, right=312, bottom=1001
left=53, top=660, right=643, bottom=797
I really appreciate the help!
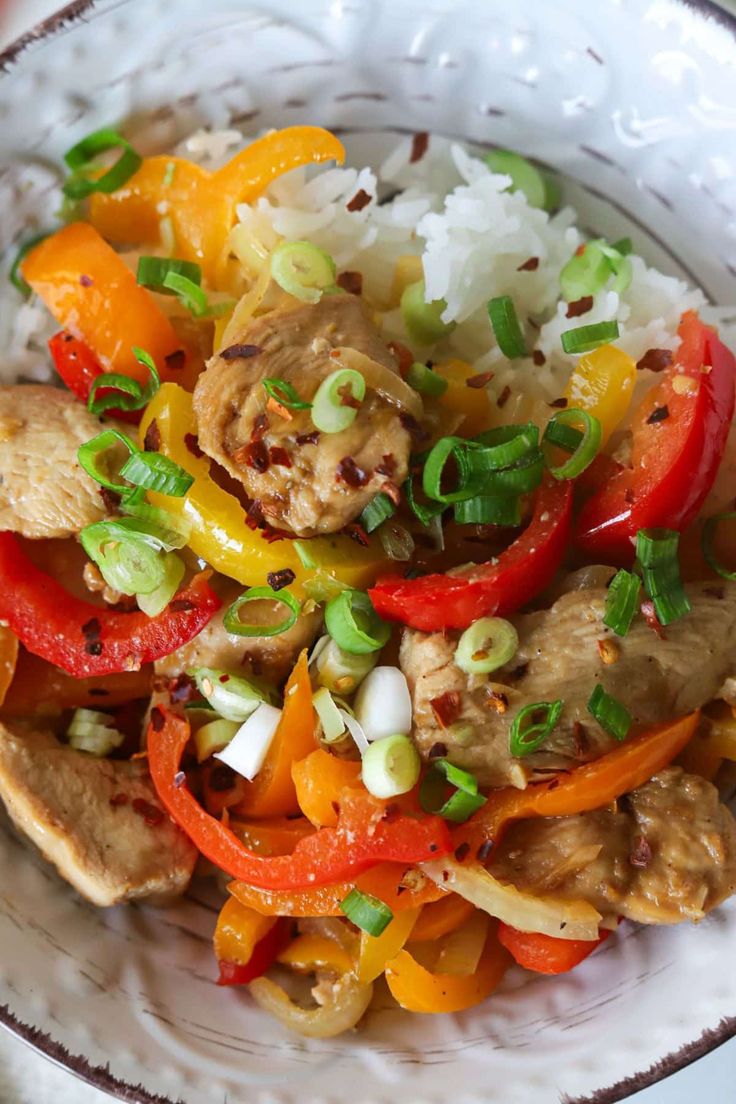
left=248, top=973, right=373, bottom=1038
left=421, top=858, right=601, bottom=941
left=312, top=636, right=378, bottom=695
left=313, top=687, right=347, bottom=743
left=338, top=709, right=369, bottom=754
left=353, top=666, right=412, bottom=743
left=330, top=346, right=423, bottom=420
left=67, top=709, right=124, bottom=757
left=214, top=702, right=282, bottom=780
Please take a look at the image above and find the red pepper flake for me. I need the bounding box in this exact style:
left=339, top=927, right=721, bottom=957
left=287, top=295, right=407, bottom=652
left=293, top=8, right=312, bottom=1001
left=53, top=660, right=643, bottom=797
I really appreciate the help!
left=296, top=430, right=320, bottom=446
left=477, top=840, right=494, bottom=863
left=99, top=486, right=121, bottom=511
left=268, top=446, right=293, bottom=468
left=572, top=720, right=590, bottom=759
left=496, top=385, right=511, bottom=409
left=484, top=689, right=508, bottom=714
left=267, top=567, right=296, bottom=591
left=169, top=673, right=197, bottom=704
left=245, top=499, right=265, bottom=530
left=209, top=764, right=236, bottom=792
left=266, top=396, right=293, bottom=422
left=636, top=348, right=673, bottom=373
left=382, top=802, right=401, bottom=823
left=533, top=349, right=547, bottom=367
left=629, top=835, right=652, bottom=868
left=164, top=349, right=186, bottom=372
left=346, top=189, right=372, bottom=212
left=428, top=741, right=447, bottom=759
left=387, top=341, right=414, bottom=378
left=79, top=273, right=94, bottom=287
left=375, top=453, right=396, bottom=478
left=624, top=487, right=636, bottom=505
left=336, top=456, right=369, bottom=487
left=549, top=396, right=567, bottom=408
left=646, top=404, right=670, bottom=425
left=337, top=383, right=362, bottom=409
left=184, top=432, right=204, bottom=458
left=170, top=598, right=195, bottom=612
left=566, top=295, right=594, bottom=318
left=173, top=770, right=187, bottom=789
left=337, top=270, right=363, bottom=295
left=641, top=599, right=666, bottom=639
left=220, top=343, right=262, bottom=361
left=344, top=522, right=370, bottom=547
left=132, top=797, right=165, bottom=827
left=150, top=706, right=165, bottom=733
left=143, top=419, right=161, bottom=452
left=575, top=244, right=587, bottom=257
left=219, top=674, right=231, bottom=683
left=430, top=690, right=462, bottom=728
left=81, top=617, right=103, bottom=657
left=260, top=525, right=290, bottom=544
left=399, top=411, right=430, bottom=443
left=466, top=371, right=494, bottom=389
left=109, top=792, right=128, bottom=808
left=454, top=842, right=470, bottom=862
left=517, top=256, right=539, bottom=272
left=234, top=439, right=270, bottom=473
left=410, top=131, right=429, bottom=163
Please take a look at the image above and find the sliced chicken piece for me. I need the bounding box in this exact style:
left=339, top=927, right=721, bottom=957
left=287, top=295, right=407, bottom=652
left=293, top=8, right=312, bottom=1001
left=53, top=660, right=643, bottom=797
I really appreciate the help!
left=0, top=384, right=119, bottom=539
left=400, top=580, right=736, bottom=787
left=193, top=295, right=412, bottom=537
left=489, top=767, right=736, bottom=924
left=0, top=722, right=197, bottom=906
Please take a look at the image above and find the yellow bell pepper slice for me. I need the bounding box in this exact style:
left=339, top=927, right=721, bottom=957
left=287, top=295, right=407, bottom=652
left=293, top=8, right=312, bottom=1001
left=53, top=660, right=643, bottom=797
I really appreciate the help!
left=357, top=907, right=420, bottom=984
left=91, top=126, right=345, bottom=287
left=139, top=383, right=387, bottom=594
left=277, top=934, right=353, bottom=975
left=564, top=343, right=636, bottom=446
left=213, top=896, right=276, bottom=966
left=408, top=894, right=475, bottom=943
left=434, top=359, right=493, bottom=438
left=385, top=922, right=511, bottom=1014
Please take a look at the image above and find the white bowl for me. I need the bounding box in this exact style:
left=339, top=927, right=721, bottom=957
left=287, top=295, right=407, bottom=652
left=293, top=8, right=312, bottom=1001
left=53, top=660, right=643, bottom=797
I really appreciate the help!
left=0, top=1, right=735, bottom=1102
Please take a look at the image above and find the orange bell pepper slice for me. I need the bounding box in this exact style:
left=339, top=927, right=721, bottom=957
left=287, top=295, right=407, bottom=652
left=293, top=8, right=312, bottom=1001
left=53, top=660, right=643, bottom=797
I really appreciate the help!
left=385, top=922, right=511, bottom=1014
left=0, top=628, right=18, bottom=711
left=90, top=126, right=346, bottom=286
left=1, top=647, right=151, bottom=717
left=21, top=223, right=192, bottom=386
left=357, top=907, right=419, bottom=984
left=229, top=816, right=314, bottom=856
left=213, top=896, right=277, bottom=966
left=456, top=712, right=700, bottom=854
left=291, top=748, right=363, bottom=828
left=434, top=359, right=492, bottom=438
left=277, top=934, right=354, bottom=975
left=409, top=894, right=475, bottom=943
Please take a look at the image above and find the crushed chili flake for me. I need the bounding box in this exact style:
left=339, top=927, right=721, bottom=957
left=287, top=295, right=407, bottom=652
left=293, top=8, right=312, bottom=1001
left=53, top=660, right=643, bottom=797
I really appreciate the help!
left=170, top=598, right=195, bottom=612
left=150, top=706, right=165, bottom=732
left=266, top=396, right=293, bottom=422
left=337, top=383, right=362, bottom=409
left=382, top=802, right=401, bottom=823
left=388, top=341, right=414, bottom=377
left=296, top=430, right=320, bottom=446
left=410, top=131, right=429, bottom=163
left=81, top=618, right=103, bottom=657
left=336, top=270, right=363, bottom=295
left=174, top=770, right=187, bottom=789
left=245, top=499, right=265, bottom=530
left=164, top=349, right=186, bottom=372
left=454, top=842, right=471, bottom=862
left=209, top=764, right=236, bottom=792
left=251, top=413, right=269, bottom=442
left=380, top=480, right=401, bottom=506
left=646, top=404, right=670, bottom=425
left=79, top=273, right=94, bottom=287
left=346, top=189, right=372, bottom=212
left=109, top=792, right=128, bottom=807
left=477, top=840, right=494, bottom=863
left=269, top=446, right=293, bottom=468
left=336, top=456, right=369, bottom=487
left=99, top=486, right=121, bottom=511
left=624, top=487, right=636, bottom=505
left=428, top=741, right=448, bottom=759
left=375, top=453, right=396, bottom=478
left=234, top=438, right=270, bottom=472
left=260, top=525, right=290, bottom=543
left=132, top=797, right=165, bottom=827
left=517, top=256, right=539, bottom=272
left=641, top=599, right=666, bottom=639
left=466, top=371, right=494, bottom=389
left=636, top=348, right=673, bottom=373
left=169, top=673, right=197, bottom=704
left=184, top=432, right=204, bottom=458
left=267, top=567, right=296, bottom=591
left=430, top=690, right=462, bottom=729
left=220, top=343, right=262, bottom=361
left=597, top=638, right=621, bottom=665
left=566, top=295, right=594, bottom=318
left=143, top=419, right=161, bottom=452
left=549, top=396, right=567, bottom=409
left=572, top=721, right=590, bottom=758
left=399, top=411, right=430, bottom=443
left=629, top=835, right=652, bottom=868
left=344, top=522, right=370, bottom=547
left=484, top=689, right=508, bottom=714
left=497, top=385, right=511, bottom=409
left=533, top=350, right=547, bottom=367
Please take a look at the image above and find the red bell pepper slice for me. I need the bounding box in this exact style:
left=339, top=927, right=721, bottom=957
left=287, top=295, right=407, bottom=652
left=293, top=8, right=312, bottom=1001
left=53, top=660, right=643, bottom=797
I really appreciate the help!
left=217, top=919, right=292, bottom=986
left=48, top=331, right=142, bottom=424
left=0, top=532, right=220, bottom=678
left=497, top=923, right=611, bottom=975
left=575, top=312, right=736, bottom=563
left=147, top=706, right=452, bottom=889
left=369, top=478, right=573, bottom=632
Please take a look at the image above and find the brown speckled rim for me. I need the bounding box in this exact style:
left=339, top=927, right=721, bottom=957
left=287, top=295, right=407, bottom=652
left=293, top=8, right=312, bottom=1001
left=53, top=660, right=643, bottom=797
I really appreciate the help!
left=0, top=1, right=735, bottom=1102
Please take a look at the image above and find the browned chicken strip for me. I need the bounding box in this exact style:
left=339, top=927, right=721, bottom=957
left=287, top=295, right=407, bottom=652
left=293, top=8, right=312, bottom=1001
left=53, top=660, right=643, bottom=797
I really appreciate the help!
left=400, top=580, right=736, bottom=787
left=0, top=385, right=118, bottom=539
left=489, top=768, right=736, bottom=924
left=0, top=723, right=197, bottom=906
left=193, top=295, right=412, bottom=536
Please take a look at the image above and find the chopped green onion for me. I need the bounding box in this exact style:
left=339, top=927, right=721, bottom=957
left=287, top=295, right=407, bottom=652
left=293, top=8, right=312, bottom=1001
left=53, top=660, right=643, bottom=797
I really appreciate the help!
left=400, top=280, right=455, bottom=346
left=162, top=270, right=232, bottom=318
left=484, top=149, right=558, bottom=211
left=85, top=514, right=188, bottom=553
left=636, top=528, right=691, bottom=625
left=404, top=473, right=445, bottom=527
left=422, top=436, right=478, bottom=504
left=603, top=569, right=641, bottom=636
left=87, top=345, right=161, bottom=416
left=311, top=636, right=378, bottom=695
left=455, top=617, right=519, bottom=675
left=487, top=295, right=526, bottom=359
left=270, top=240, right=336, bottom=303
left=325, top=589, right=391, bottom=655
left=542, top=408, right=601, bottom=480
left=81, top=523, right=167, bottom=595
left=454, top=495, right=521, bottom=526
left=611, top=237, right=633, bottom=256
left=136, top=552, right=185, bottom=616
left=473, top=449, right=545, bottom=497
left=509, top=699, right=564, bottom=758
left=120, top=449, right=194, bottom=497
left=360, top=493, right=396, bottom=533
left=136, top=256, right=202, bottom=292
left=406, top=361, right=448, bottom=398
left=587, top=683, right=631, bottom=742
left=561, top=321, right=620, bottom=354
left=542, top=420, right=584, bottom=453
left=67, top=708, right=124, bottom=756
left=293, top=540, right=318, bottom=569
left=9, top=231, right=51, bottom=297
left=302, top=571, right=351, bottom=604
left=120, top=501, right=191, bottom=546
left=419, top=758, right=487, bottom=823
left=193, top=718, right=240, bottom=763
left=223, top=586, right=300, bottom=638
left=262, top=378, right=312, bottom=410
left=472, top=423, right=539, bottom=469
left=77, top=429, right=139, bottom=497
left=560, top=239, right=633, bottom=302
left=340, top=887, right=393, bottom=937
left=311, top=367, right=366, bottom=434
left=701, top=512, right=736, bottom=580
left=312, top=687, right=347, bottom=743
left=361, top=733, right=421, bottom=799
left=62, top=127, right=142, bottom=199
left=190, top=667, right=268, bottom=722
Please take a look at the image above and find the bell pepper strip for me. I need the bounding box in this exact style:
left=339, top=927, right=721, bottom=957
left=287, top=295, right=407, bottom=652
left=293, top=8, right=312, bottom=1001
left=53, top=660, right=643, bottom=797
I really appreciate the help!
left=291, top=748, right=363, bottom=828
left=0, top=628, right=18, bottom=711
left=21, top=223, right=195, bottom=387
left=454, top=712, right=700, bottom=857
left=408, top=894, right=475, bottom=943
left=48, top=331, right=144, bottom=423
left=357, top=907, right=420, bottom=984
left=229, top=862, right=446, bottom=917
left=249, top=971, right=373, bottom=1038
left=433, top=359, right=493, bottom=438
left=0, top=532, right=220, bottom=678
left=216, top=918, right=291, bottom=986
left=229, top=816, right=314, bottom=857
left=1, top=648, right=152, bottom=717
left=232, top=651, right=316, bottom=818
left=576, top=313, right=736, bottom=563
left=385, top=924, right=511, bottom=1014
left=278, top=934, right=354, bottom=975
left=370, top=478, right=573, bottom=631
left=214, top=896, right=276, bottom=966
left=497, top=923, right=611, bottom=975
left=90, top=127, right=346, bottom=287
left=148, top=706, right=452, bottom=889
left=140, top=384, right=389, bottom=595
left=564, top=344, right=636, bottom=447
